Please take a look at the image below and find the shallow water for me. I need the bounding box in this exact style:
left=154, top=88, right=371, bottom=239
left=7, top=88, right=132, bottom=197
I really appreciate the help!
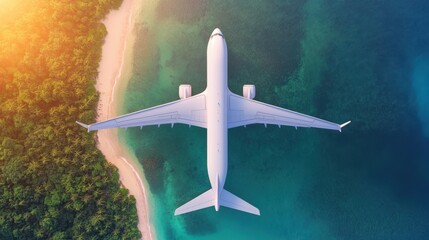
left=120, top=0, right=429, bottom=239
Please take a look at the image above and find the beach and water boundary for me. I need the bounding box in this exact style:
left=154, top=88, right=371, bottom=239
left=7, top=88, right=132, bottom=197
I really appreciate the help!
left=95, top=0, right=154, bottom=239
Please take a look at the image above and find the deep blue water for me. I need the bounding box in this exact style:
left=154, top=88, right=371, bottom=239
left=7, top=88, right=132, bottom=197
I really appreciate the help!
left=121, top=0, right=429, bottom=239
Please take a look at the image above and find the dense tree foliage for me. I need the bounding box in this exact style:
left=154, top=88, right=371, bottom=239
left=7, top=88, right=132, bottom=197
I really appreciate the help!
left=0, top=1, right=141, bottom=239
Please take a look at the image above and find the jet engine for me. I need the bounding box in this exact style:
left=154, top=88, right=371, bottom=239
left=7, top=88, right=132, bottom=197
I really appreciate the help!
left=243, top=84, right=255, bottom=99
left=179, top=84, right=192, bottom=99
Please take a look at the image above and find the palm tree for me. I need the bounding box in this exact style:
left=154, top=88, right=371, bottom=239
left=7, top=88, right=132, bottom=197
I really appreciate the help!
left=27, top=160, right=39, bottom=173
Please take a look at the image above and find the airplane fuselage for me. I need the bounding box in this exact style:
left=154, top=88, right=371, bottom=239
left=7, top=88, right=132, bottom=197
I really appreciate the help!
left=206, top=29, right=228, bottom=211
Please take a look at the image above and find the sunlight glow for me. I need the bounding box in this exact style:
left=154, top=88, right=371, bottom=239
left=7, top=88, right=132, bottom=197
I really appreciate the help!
left=0, top=0, right=15, bottom=8
left=0, top=1, right=20, bottom=18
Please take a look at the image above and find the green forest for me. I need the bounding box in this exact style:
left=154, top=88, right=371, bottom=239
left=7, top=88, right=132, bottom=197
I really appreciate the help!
left=0, top=1, right=141, bottom=239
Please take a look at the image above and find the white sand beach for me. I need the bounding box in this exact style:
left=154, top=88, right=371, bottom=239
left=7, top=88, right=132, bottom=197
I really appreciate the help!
left=95, top=0, right=155, bottom=239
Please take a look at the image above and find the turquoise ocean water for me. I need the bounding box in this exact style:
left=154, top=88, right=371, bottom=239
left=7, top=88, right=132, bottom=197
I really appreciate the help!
left=120, top=0, right=429, bottom=239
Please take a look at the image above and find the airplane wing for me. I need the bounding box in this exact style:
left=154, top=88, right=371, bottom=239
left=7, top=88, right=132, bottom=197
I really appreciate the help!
left=228, top=93, right=350, bottom=131
left=76, top=93, right=207, bottom=131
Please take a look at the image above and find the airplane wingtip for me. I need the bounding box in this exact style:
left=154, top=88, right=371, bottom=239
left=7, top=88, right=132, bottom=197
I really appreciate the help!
left=76, top=121, right=90, bottom=132
left=339, top=121, right=351, bottom=132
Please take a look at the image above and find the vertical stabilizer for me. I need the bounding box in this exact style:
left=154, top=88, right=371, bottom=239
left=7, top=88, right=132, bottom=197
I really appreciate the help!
left=215, top=176, right=220, bottom=211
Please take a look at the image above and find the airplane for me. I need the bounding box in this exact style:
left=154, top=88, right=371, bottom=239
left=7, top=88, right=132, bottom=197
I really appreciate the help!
left=77, top=28, right=350, bottom=216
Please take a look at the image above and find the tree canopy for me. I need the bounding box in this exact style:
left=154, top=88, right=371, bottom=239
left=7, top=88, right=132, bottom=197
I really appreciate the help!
left=0, top=0, right=141, bottom=239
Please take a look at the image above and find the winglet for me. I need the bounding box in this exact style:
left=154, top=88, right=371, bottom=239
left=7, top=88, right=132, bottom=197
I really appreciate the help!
left=76, top=121, right=90, bottom=132
left=339, top=120, right=351, bottom=132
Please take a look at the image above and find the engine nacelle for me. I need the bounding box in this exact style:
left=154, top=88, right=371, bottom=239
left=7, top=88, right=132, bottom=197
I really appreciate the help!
left=243, top=84, right=256, bottom=99
left=179, top=84, right=192, bottom=99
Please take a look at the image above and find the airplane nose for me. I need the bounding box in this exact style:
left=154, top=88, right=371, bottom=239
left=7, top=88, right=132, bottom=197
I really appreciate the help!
left=211, top=28, right=223, bottom=38
left=212, top=28, right=222, bottom=35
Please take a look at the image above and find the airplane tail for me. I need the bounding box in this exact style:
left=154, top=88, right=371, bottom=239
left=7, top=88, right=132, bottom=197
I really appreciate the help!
left=174, top=189, right=260, bottom=216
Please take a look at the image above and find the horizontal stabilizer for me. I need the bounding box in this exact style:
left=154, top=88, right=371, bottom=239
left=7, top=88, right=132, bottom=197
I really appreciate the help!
left=220, top=190, right=260, bottom=215
left=175, top=189, right=214, bottom=215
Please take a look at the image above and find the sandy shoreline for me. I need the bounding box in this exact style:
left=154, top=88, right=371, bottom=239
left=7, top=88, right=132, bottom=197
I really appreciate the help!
left=95, top=0, right=154, bottom=239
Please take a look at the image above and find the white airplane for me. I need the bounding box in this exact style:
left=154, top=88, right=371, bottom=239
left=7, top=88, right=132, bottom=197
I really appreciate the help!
left=77, top=28, right=350, bottom=216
